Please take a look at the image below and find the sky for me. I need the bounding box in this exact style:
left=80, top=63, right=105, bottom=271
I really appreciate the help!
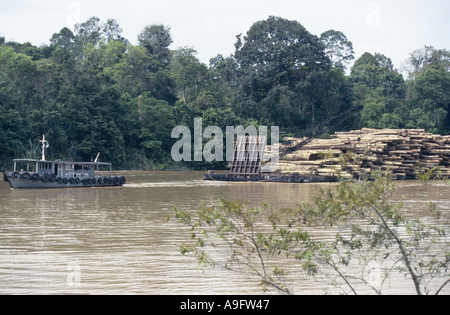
left=1, top=0, right=449, bottom=73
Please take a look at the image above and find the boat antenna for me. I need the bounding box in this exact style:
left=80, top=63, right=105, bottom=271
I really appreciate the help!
left=94, top=152, right=100, bottom=162
left=39, top=135, right=48, bottom=161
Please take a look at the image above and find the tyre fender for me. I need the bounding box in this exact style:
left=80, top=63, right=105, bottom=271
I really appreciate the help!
left=31, top=173, right=40, bottom=182
left=41, top=173, right=50, bottom=183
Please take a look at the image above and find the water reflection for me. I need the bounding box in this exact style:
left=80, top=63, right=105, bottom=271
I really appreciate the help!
left=0, top=171, right=449, bottom=294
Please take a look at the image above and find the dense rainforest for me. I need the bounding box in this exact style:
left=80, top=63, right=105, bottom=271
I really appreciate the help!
left=1, top=16, right=450, bottom=170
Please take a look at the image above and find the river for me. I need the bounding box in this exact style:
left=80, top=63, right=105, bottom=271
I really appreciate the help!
left=0, top=171, right=449, bottom=295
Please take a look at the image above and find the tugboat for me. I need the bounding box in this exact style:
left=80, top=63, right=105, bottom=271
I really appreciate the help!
left=2, top=135, right=126, bottom=189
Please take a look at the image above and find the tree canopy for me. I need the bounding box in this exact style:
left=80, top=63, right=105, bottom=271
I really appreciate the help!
left=0, top=16, right=449, bottom=168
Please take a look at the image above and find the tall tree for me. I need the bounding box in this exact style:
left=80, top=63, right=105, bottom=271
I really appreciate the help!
left=74, top=16, right=103, bottom=47
left=351, top=52, right=394, bottom=89
left=102, top=18, right=129, bottom=44
left=137, top=24, right=176, bottom=104
left=171, top=47, right=209, bottom=103
left=50, top=27, right=76, bottom=50
left=320, top=30, right=355, bottom=70
left=413, top=63, right=450, bottom=129
left=402, top=46, right=450, bottom=79
left=137, top=24, right=173, bottom=68
left=49, top=27, right=77, bottom=63
left=233, top=16, right=331, bottom=127
left=349, top=52, right=406, bottom=130
left=134, top=91, right=176, bottom=160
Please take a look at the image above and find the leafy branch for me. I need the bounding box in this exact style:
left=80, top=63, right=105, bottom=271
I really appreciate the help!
left=169, top=168, right=450, bottom=295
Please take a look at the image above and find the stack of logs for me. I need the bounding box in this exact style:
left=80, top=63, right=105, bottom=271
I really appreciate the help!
left=276, top=128, right=450, bottom=179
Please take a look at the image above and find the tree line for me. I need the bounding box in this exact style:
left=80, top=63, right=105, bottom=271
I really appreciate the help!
left=1, top=16, right=449, bottom=169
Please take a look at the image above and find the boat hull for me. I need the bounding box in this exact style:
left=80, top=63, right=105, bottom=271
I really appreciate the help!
left=3, top=171, right=125, bottom=189
left=203, top=173, right=338, bottom=183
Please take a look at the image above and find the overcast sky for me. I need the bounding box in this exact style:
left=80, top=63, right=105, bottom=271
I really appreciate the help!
left=1, top=0, right=449, bottom=73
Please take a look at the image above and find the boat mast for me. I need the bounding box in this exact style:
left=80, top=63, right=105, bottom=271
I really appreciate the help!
left=39, top=135, right=48, bottom=161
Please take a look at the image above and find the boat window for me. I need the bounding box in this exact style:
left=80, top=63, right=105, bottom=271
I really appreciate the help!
left=39, top=163, right=51, bottom=169
left=74, top=164, right=84, bottom=171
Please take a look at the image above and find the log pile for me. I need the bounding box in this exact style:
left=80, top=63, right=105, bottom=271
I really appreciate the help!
left=276, top=128, right=450, bottom=179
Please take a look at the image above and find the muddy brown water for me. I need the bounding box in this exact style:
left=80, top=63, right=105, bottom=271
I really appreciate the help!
left=0, top=171, right=449, bottom=294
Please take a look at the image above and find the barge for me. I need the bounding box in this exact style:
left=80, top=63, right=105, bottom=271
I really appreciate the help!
left=202, top=135, right=338, bottom=184
left=202, top=127, right=448, bottom=184
left=203, top=172, right=337, bottom=183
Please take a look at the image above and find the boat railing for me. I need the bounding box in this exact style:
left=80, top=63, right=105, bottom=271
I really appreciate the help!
left=12, top=159, right=113, bottom=178
left=65, top=172, right=92, bottom=178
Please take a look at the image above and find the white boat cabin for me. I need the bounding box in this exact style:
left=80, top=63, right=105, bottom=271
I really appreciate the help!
left=13, top=159, right=112, bottom=179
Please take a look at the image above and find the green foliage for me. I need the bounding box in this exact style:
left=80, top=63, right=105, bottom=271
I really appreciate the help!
left=169, top=170, right=450, bottom=295
left=168, top=197, right=298, bottom=294
left=0, top=106, right=25, bottom=166
left=137, top=24, right=173, bottom=68
left=0, top=16, right=449, bottom=168
left=171, top=47, right=209, bottom=103
left=415, top=164, right=439, bottom=185
left=402, top=46, right=450, bottom=79
left=134, top=92, right=176, bottom=160
left=233, top=16, right=331, bottom=127
left=357, top=90, right=403, bottom=129
left=320, top=30, right=355, bottom=70
left=290, top=171, right=450, bottom=295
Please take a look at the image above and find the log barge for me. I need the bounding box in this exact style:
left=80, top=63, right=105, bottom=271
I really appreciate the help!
left=204, top=128, right=450, bottom=183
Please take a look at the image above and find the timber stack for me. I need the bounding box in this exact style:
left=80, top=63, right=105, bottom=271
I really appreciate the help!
left=277, top=128, right=450, bottom=180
